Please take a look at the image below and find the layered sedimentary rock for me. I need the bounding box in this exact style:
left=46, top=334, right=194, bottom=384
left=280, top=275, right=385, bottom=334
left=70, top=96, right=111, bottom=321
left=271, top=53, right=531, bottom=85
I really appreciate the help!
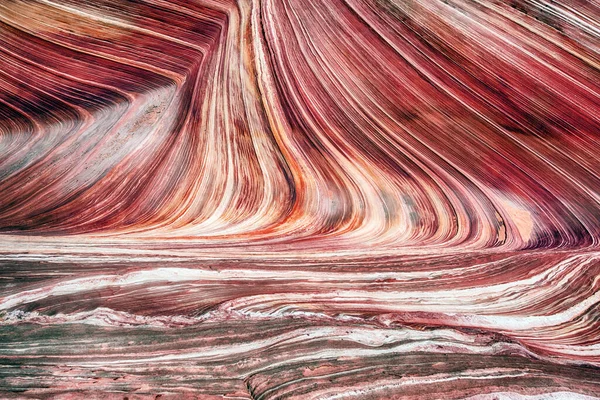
left=0, top=0, right=599, bottom=398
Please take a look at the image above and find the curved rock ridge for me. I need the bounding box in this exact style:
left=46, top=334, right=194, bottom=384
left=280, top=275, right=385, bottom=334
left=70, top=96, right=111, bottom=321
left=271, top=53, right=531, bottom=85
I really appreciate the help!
left=0, top=0, right=599, bottom=398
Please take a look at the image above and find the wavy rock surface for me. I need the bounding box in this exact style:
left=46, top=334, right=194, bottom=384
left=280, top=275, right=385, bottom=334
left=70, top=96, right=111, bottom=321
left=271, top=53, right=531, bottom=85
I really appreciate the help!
left=0, top=0, right=599, bottom=398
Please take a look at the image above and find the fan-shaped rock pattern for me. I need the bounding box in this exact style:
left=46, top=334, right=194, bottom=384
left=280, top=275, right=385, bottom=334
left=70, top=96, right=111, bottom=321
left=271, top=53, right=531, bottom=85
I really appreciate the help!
left=0, top=0, right=599, bottom=398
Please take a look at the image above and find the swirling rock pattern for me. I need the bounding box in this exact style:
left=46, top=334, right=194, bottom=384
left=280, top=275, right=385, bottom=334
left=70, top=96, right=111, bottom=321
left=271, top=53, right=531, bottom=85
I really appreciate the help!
left=0, top=0, right=599, bottom=398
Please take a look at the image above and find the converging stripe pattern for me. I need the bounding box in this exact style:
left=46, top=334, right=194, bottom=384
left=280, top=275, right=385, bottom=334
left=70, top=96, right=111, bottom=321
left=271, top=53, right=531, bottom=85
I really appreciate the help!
left=0, top=0, right=599, bottom=398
